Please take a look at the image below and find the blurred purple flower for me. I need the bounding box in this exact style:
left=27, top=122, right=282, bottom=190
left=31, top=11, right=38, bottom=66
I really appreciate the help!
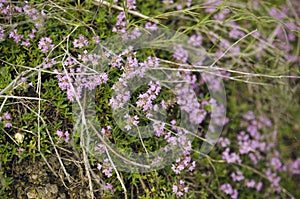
left=5, top=122, right=12, bottom=128
left=188, top=34, right=203, bottom=47
left=173, top=44, right=188, bottom=63
left=231, top=170, right=244, bottom=182
left=145, top=22, right=158, bottom=31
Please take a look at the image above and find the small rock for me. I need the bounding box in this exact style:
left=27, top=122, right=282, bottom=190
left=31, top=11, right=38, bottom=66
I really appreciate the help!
left=27, top=191, right=37, bottom=198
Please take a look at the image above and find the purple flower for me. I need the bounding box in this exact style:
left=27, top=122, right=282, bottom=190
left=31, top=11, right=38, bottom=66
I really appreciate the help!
left=265, top=169, right=281, bottom=189
left=92, top=36, right=100, bottom=44
left=103, top=167, right=113, bottom=177
left=38, top=37, right=54, bottom=53
left=222, top=148, right=242, bottom=164
left=0, top=26, right=4, bottom=40
left=29, top=29, right=37, bottom=39
left=73, top=35, right=89, bottom=48
left=21, top=39, right=30, bottom=47
left=288, top=158, right=300, bottom=175
left=204, top=0, right=221, bottom=13
left=23, top=4, right=39, bottom=20
left=172, top=185, right=178, bottom=193
left=219, top=137, right=230, bottom=148
left=188, top=34, right=203, bottom=47
left=113, top=12, right=126, bottom=33
left=231, top=189, right=238, bottom=199
left=237, top=131, right=249, bottom=142
left=172, top=180, right=189, bottom=197
left=3, top=112, right=11, bottom=120
left=104, top=183, right=113, bottom=190
left=268, top=7, right=286, bottom=20
left=145, top=22, right=157, bottom=31
left=220, top=183, right=233, bottom=195
left=173, top=44, right=188, bottom=63
left=214, top=8, right=230, bottom=21
left=247, top=124, right=260, bottom=139
left=5, top=122, right=12, bottom=128
left=231, top=170, right=244, bottom=182
left=270, top=156, right=282, bottom=171
left=221, top=183, right=238, bottom=199
left=18, top=148, right=24, bottom=153
left=242, top=111, right=255, bottom=120
left=56, top=130, right=63, bottom=137
left=64, top=131, right=70, bottom=143
left=246, top=179, right=255, bottom=188
left=256, top=181, right=263, bottom=191
left=43, top=58, right=56, bottom=68
left=228, top=26, right=245, bottom=39
left=126, top=0, right=136, bottom=10
left=9, top=29, right=23, bottom=43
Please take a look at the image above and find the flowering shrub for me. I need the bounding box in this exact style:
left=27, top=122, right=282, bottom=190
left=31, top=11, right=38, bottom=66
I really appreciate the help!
left=0, top=0, right=300, bottom=198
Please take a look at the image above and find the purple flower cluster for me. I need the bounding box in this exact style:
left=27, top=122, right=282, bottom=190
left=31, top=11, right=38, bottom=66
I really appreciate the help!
left=154, top=121, right=195, bottom=174
left=222, top=148, right=242, bottom=164
left=204, top=0, right=222, bottom=13
left=124, top=114, right=139, bottom=130
left=113, top=12, right=126, bottom=33
left=0, top=26, right=5, bottom=40
left=23, top=4, right=40, bottom=20
left=246, top=179, right=263, bottom=192
left=235, top=112, right=274, bottom=165
left=220, top=183, right=238, bottom=199
left=126, top=0, right=136, bottom=10
left=145, top=22, right=158, bottom=31
left=122, top=28, right=142, bottom=40
left=218, top=137, right=230, bottom=148
left=97, top=158, right=114, bottom=178
left=110, top=55, right=159, bottom=109
left=9, top=29, right=23, bottom=43
left=136, top=81, right=161, bottom=112
left=0, top=112, right=12, bottom=128
left=288, top=158, right=300, bottom=175
left=265, top=169, right=281, bottom=192
left=55, top=56, right=108, bottom=101
left=213, top=7, right=230, bottom=22
left=38, top=37, right=54, bottom=53
left=43, top=58, right=57, bottom=69
left=200, top=72, right=223, bottom=92
left=172, top=180, right=189, bottom=197
left=73, top=35, right=89, bottom=48
left=188, top=34, right=203, bottom=47
left=228, top=23, right=245, bottom=39
left=218, top=110, right=300, bottom=196
left=173, top=44, right=188, bottom=63
left=175, top=0, right=192, bottom=10
left=171, top=155, right=196, bottom=174
left=230, top=170, right=244, bottom=182
left=176, top=74, right=207, bottom=125
left=56, top=130, right=70, bottom=143
left=268, top=7, right=287, bottom=20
